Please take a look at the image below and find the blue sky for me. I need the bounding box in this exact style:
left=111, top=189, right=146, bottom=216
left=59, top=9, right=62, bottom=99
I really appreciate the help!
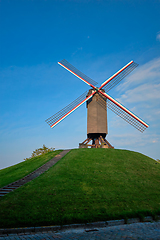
left=0, top=0, right=160, bottom=169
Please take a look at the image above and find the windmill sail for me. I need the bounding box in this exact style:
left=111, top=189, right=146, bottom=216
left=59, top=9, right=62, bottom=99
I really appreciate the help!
left=99, top=61, right=138, bottom=92
left=107, top=99, right=147, bottom=132
left=45, top=91, right=95, bottom=128
left=103, top=62, right=138, bottom=93
left=58, top=59, right=98, bottom=87
left=98, top=90, right=149, bottom=132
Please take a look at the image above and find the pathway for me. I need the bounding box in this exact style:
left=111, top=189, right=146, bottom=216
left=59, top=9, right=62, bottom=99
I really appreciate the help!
left=0, top=150, right=70, bottom=197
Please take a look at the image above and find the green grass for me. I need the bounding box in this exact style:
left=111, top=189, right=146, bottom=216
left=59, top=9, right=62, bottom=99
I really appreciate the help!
left=0, top=150, right=62, bottom=188
left=0, top=148, right=160, bottom=228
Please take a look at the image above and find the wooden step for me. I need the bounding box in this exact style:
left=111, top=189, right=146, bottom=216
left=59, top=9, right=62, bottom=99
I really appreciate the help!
left=0, top=191, right=8, bottom=194
left=1, top=188, right=13, bottom=192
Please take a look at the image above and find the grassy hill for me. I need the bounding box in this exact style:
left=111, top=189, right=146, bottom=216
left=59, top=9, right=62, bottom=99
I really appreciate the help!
left=0, top=148, right=160, bottom=228
left=0, top=150, right=62, bottom=188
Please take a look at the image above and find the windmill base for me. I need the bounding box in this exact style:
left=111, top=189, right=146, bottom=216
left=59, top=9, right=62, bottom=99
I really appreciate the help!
left=79, top=135, right=114, bottom=149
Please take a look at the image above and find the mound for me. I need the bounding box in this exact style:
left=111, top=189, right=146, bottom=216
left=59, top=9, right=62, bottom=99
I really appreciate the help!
left=0, top=148, right=159, bottom=228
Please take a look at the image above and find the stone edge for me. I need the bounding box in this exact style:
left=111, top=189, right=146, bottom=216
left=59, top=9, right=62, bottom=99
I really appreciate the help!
left=0, top=216, right=160, bottom=236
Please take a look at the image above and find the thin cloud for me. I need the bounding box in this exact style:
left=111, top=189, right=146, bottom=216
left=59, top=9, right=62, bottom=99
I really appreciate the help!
left=116, top=58, right=160, bottom=121
left=156, top=31, right=160, bottom=41
left=107, top=58, right=160, bottom=151
left=109, top=131, right=159, bottom=148
left=72, top=47, right=83, bottom=56
left=119, top=83, right=160, bottom=103
left=117, top=57, right=160, bottom=91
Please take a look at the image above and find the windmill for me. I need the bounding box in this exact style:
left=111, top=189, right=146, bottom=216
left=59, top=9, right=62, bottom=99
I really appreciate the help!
left=45, top=59, right=149, bottom=148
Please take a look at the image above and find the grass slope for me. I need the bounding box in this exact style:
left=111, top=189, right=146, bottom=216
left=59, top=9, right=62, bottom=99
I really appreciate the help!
left=0, top=148, right=160, bottom=228
left=0, top=150, right=62, bottom=188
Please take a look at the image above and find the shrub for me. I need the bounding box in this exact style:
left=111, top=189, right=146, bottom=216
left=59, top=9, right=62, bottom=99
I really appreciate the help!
left=24, top=145, right=55, bottom=160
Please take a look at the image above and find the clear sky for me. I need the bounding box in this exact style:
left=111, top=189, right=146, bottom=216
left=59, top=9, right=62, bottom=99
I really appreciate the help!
left=0, top=0, right=160, bottom=169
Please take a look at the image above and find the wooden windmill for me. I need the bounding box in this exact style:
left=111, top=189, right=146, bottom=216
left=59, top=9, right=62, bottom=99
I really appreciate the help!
left=46, top=59, right=149, bottom=148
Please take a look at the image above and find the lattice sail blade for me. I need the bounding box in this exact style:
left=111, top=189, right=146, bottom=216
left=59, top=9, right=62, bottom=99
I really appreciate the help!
left=98, top=90, right=149, bottom=132
left=58, top=59, right=98, bottom=88
left=45, top=91, right=96, bottom=128
left=99, top=61, right=138, bottom=92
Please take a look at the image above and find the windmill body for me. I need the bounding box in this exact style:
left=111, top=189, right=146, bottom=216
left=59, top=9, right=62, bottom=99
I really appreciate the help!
left=86, top=89, right=108, bottom=146
left=46, top=59, right=149, bottom=148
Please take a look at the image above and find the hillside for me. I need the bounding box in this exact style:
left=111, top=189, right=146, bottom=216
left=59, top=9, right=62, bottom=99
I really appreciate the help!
left=0, top=148, right=160, bottom=228
left=0, top=150, right=62, bottom=188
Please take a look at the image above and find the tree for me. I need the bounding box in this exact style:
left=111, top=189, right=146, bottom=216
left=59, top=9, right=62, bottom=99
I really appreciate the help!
left=24, top=144, right=55, bottom=160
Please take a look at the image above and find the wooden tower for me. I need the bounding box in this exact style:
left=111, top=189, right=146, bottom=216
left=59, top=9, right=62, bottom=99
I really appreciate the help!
left=85, top=89, right=109, bottom=147
left=79, top=89, right=113, bottom=148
